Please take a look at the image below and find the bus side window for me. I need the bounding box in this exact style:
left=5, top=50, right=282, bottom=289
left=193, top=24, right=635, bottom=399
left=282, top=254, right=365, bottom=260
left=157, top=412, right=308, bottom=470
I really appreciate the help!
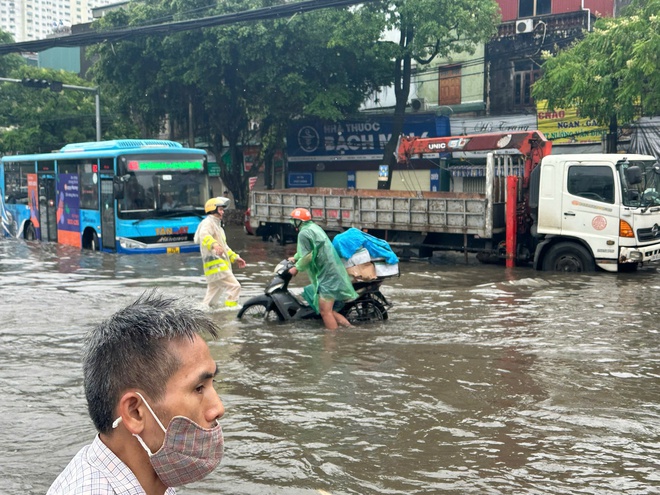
left=80, top=171, right=99, bottom=209
left=5, top=163, right=30, bottom=204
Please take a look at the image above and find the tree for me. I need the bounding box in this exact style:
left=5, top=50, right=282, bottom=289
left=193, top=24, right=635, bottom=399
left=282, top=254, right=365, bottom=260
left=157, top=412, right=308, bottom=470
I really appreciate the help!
left=88, top=0, right=391, bottom=209
left=0, top=30, right=25, bottom=77
left=351, top=0, right=500, bottom=189
left=0, top=65, right=137, bottom=154
left=0, top=67, right=98, bottom=153
left=0, top=27, right=136, bottom=154
left=532, top=0, right=660, bottom=153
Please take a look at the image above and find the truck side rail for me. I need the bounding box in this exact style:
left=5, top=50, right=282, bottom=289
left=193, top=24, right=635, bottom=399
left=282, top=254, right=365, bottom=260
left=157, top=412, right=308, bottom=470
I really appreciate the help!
left=251, top=186, right=494, bottom=237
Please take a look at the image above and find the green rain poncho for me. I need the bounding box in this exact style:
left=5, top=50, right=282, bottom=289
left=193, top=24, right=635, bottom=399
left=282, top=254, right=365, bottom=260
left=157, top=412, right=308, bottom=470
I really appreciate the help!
left=293, top=221, right=358, bottom=313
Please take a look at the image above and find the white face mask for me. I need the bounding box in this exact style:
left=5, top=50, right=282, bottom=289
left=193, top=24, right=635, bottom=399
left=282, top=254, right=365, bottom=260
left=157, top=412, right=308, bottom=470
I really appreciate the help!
left=112, top=392, right=224, bottom=487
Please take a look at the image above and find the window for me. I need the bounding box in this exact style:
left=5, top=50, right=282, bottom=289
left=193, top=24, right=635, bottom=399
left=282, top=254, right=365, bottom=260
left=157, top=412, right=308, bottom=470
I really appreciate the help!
left=513, top=60, right=541, bottom=107
left=56, top=160, right=99, bottom=210
left=438, top=66, right=461, bottom=105
left=80, top=162, right=99, bottom=210
left=4, top=163, right=35, bottom=204
left=567, top=166, right=615, bottom=204
left=519, top=0, right=551, bottom=17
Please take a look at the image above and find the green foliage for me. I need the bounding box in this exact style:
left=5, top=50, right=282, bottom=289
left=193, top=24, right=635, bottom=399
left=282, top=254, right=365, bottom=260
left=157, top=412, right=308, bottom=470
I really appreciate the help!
left=0, top=30, right=25, bottom=77
left=0, top=26, right=136, bottom=154
left=371, top=0, right=500, bottom=62
left=88, top=0, right=392, bottom=208
left=0, top=67, right=96, bottom=153
left=533, top=0, right=660, bottom=126
left=85, top=0, right=501, bottom=199
left=355, top=0, right=501, bottom=188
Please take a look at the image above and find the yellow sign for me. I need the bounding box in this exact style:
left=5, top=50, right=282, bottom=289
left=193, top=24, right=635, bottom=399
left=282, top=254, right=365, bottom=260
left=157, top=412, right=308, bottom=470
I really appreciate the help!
left=536, top=100, right=606, bottom=145
left=166, top=247, right=180, bottom=254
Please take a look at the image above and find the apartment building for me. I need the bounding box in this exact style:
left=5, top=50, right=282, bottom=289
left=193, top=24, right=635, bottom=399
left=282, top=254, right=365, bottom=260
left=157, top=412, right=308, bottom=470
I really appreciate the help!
left=0, top=0, right=117, bottom=42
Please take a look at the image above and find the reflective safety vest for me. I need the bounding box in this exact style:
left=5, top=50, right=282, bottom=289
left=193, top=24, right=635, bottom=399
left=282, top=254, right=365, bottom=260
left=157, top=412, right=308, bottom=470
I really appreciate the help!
left=194, top=215, right=240, bottom=281
left=201, top=234, right=238, bottom=276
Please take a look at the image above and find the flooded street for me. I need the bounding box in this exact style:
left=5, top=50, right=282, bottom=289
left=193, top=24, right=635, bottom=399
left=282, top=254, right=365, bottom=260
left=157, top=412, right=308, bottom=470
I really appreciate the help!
left=1, top=226, right=659, bottom=495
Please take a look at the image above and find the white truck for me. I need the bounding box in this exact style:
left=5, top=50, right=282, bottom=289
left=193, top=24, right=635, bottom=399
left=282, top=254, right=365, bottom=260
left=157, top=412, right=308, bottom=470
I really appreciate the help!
left=250, top=131, right=660, bottom=272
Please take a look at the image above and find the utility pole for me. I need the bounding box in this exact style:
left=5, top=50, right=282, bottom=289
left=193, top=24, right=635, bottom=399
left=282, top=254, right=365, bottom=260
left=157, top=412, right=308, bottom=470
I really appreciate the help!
left=0, top=77, right=101, bottom=141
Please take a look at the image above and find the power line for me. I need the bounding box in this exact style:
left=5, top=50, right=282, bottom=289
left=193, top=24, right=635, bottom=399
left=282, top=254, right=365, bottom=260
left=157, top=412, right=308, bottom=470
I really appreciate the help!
left=0, top=0, right=377, bottom=56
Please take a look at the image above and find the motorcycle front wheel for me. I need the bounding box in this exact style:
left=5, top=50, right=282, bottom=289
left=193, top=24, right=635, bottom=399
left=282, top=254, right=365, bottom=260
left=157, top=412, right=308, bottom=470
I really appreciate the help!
left=342, top=296, right=388, bottom=324
left=237, top=302, right=282, bottom=321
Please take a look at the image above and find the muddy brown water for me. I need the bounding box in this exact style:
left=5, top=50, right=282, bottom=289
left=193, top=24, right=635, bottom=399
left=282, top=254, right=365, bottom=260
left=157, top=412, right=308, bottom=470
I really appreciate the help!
left=1, top=226, right=659, bottom=494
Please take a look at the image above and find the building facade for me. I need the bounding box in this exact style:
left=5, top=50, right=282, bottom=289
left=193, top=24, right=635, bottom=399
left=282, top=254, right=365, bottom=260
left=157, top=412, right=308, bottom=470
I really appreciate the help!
left=0, top=0, right=117, bottom=42
left=407, top=0, right=632, bottom=156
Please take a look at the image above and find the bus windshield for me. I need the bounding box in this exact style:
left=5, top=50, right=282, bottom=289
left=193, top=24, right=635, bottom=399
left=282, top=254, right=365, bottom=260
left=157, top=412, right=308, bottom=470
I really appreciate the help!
left=117, top=154, right=207, bottom=219
left=619, top=159, right=660, bottom=208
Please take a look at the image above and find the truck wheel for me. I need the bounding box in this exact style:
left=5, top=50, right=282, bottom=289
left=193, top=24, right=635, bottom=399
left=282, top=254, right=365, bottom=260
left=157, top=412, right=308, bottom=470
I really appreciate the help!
left=542, top=242, right=595, bottom=272
left=278, top=224, right=287, bottom=246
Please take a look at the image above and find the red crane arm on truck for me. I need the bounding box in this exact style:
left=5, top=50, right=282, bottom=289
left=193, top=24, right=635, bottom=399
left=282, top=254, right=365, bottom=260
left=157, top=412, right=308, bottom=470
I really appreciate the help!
left=397, top=130, right=551, bottom=159
left=396, top=131, right=552, bottom=188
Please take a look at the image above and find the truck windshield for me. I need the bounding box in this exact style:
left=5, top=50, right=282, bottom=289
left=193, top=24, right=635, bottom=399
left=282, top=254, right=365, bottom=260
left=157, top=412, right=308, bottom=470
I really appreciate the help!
left=619, top=159, right=660, bottom=208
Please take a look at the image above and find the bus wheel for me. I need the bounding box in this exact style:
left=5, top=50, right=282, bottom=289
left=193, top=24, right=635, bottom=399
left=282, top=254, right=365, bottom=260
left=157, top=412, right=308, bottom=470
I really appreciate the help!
left=24, top=223, right=36, bottom=241
left=90, top=232, right=99, bottom=251
left=542, top=242, right=595, bottom=272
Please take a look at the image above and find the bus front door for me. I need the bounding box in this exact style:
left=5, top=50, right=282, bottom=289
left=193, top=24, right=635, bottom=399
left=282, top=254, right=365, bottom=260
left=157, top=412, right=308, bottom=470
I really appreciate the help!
left=100, top=179, right=116, bottom=251
left=38, top=175, right=58, bottom=242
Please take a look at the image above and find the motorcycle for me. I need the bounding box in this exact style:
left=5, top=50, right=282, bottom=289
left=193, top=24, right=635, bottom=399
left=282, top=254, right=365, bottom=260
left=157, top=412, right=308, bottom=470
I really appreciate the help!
left=237, top=259, right=393, bottom=324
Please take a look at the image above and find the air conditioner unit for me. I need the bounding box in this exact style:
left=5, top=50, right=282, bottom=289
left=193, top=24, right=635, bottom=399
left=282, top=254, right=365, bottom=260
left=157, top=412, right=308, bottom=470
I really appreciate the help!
left=516, top=19, right=534, bottom=34
left=411, top=98, right=426, bottom=112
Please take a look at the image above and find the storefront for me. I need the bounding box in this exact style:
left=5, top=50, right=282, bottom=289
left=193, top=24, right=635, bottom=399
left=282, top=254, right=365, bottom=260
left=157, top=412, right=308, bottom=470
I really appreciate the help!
left=286, top=113, right=450, bottom=191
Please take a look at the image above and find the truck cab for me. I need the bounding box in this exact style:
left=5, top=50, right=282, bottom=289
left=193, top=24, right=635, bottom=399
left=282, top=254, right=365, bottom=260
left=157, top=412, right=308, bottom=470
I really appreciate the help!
left=531, top=154, right=660, bottom=272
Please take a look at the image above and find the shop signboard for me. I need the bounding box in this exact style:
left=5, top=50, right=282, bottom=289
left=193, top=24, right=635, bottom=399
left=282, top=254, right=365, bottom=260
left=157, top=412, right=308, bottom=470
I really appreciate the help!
left=536, top=100, right=606, bottom=145
left=287, top=172, right=314, bottom=188
left=287, top=114, right=447, bottom=162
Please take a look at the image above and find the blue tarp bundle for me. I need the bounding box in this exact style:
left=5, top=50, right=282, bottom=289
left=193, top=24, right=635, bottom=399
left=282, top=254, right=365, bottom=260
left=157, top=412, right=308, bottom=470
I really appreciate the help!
left=332, top=228, right=399, bottom=264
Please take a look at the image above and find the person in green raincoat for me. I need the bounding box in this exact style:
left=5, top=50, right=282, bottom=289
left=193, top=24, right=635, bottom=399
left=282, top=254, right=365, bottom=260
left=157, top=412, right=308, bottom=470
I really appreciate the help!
left=287, top=208, right=358, bottom=330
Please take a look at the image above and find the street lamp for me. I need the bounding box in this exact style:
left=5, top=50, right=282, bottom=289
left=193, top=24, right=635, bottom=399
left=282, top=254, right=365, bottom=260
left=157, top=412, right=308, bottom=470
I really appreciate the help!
left=0, top=77, right=101, bottom=141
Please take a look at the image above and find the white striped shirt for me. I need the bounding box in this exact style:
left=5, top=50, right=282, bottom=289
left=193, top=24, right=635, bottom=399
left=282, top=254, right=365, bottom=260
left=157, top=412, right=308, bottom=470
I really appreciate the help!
left=47, top=434, right=176, bottom=494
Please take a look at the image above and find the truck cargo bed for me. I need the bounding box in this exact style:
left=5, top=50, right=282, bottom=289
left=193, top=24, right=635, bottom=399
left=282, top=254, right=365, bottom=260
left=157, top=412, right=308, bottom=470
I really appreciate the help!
left=251, top=188, right=494, bottom=237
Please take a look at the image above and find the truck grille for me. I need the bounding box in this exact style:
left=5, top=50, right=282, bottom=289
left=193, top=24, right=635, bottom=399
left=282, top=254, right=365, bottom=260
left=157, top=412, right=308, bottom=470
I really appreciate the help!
left=637, top=225, right=660, bottom=242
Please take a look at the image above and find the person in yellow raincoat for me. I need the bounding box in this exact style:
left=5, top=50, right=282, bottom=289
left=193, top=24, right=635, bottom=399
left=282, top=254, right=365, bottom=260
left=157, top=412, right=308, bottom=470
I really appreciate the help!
left=194, top=197, right=246, bottom=308
left=287, top=208, right=357, bottom=330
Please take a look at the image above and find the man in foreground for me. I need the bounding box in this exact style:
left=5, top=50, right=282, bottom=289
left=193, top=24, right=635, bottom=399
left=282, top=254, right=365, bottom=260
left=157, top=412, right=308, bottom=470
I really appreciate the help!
left=288, top=207, right=357, bottom=330
left=194, top=196, right=247, bottom=309
left=47, top=291, right=225, bottom=494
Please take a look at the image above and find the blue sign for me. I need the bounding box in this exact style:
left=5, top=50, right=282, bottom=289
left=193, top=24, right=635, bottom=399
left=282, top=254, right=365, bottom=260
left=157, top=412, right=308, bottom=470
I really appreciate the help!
left=347, top=171, right=356, bottom=189
left=287, top=114, right=449, bottom=162
left=287, top=172, right=314, bottom=188
left=430, top=170, right=440, bottom=192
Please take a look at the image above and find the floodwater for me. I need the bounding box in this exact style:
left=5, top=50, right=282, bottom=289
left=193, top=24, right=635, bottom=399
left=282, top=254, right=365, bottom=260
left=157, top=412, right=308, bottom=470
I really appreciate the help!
left=1, top=226, right=659, bottom=495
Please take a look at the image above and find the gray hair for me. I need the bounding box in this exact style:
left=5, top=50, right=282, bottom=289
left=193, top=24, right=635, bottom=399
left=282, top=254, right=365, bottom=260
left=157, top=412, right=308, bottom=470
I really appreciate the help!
left=83, top=290, right=219, bottom=433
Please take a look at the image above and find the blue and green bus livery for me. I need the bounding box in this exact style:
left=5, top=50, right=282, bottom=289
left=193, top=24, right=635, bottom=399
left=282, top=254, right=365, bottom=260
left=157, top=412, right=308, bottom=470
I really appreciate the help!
left=0, top=139, right=210, bottom=254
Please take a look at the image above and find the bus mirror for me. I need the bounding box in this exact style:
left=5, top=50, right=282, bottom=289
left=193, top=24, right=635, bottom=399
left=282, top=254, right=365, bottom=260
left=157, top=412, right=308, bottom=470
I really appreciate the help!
left=624, top=165, right=642, bottom=185
left=113, top=177, right=125, bottom=200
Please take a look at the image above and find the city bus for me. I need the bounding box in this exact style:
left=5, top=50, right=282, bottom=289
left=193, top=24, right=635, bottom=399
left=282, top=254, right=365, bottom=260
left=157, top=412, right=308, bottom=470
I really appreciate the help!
left=0, top=139, right=210, bottom=254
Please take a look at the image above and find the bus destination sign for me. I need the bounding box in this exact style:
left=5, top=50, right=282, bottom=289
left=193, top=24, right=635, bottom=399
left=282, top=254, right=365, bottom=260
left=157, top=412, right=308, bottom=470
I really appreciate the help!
left=127, top=160, right=203, bottom=171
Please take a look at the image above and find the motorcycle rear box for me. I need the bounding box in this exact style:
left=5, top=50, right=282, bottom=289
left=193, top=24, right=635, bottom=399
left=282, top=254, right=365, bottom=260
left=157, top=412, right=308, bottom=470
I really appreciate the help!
left=374, top=262, right=399, bottom=278
left=342, top=248, right=372, bottom=267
